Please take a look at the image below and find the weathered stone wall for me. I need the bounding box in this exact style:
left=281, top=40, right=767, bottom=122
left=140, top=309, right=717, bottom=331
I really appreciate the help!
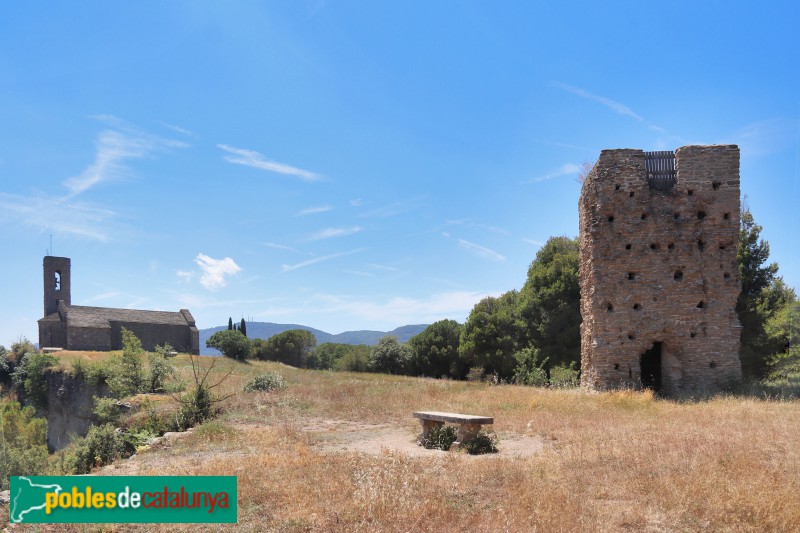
left=109, top=321, right=197, bottom=353
left=67, top=326, right=113, bottom=351
left=45, top=370, right=109, bottom=451
left=579, top=145, right=742, bottom=395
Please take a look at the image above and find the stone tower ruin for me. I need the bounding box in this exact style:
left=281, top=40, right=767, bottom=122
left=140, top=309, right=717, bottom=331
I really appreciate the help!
left=579, top=145, right=742, bottom=395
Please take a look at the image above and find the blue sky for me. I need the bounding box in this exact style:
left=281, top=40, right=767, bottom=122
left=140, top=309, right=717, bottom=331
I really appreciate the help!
left=1, top=1, right=798, bottom=347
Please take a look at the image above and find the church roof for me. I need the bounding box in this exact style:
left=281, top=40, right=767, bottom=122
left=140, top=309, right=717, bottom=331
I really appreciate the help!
left=57, top=305, right=196, bottom=329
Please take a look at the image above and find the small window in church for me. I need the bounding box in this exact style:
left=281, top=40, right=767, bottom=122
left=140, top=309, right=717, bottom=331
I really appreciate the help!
left=55, top=271, right=61, bottom=291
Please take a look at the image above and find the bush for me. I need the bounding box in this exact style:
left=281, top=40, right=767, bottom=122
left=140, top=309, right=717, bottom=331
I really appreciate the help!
left=513, top=346, right=549, bottom=387
left=71, top=358, right=113, bottom=387
left=65, top=423, right=124, bottom=474
left=243, top=372, right=287, bottom=393
left=421, top=424, right=458, bottom=451
left=368, top=336, right=412, bottom=375
left=10, top=337, right=36, bottom=362
left=93, top=396, right=122, bottom=426
left=0, top=399, right=49, bottom=490
left=108, top=328, right=146, bottom=398
left=334, top=347, right=370, bottom=372
left=177, top=384, right=213, bottom=430
left=461, top=430, right=499, bottom=455
left=550, top=362, right=580, bottom=388
left=147, top=344, right=177, bottom=393
left=12, top=352, right=59, bottom=411
left=466, top=366, right=485, bottom=382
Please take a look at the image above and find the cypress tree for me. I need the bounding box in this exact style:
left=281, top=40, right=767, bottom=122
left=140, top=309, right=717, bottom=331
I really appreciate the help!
left=228, top=317, right=233, bottom=331
left=240, top=318, right=247, bottom=337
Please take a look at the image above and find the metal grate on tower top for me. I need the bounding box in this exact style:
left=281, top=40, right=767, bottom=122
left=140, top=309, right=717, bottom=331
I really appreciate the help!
left=644, top=150, right=676, bottom=191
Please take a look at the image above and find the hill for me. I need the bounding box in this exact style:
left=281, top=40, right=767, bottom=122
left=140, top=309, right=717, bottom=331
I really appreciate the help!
left=199, top=322, right=428, bottom=355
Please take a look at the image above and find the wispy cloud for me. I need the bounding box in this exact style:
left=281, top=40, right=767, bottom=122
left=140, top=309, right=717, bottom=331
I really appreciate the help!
left=262, top=242, right=300, bottom=253
left=358, top=197, right=425, bottom=218
left=176, top=270, right=193, bottom=283
left=281, top=248, right=365, bottom=272
left=307, top=226, right=363, bottom=241
left=457, top=239, right=506, bottom=262
left=160, top=122, right=195, bottom=137
left=194, top=253, right=241, bottom=290
left=296, top=205, right=333, bottom=216
left=444, top=219, right=511, bottom=235
left=522, top=238, right=544, bottom=246
left=349, top=199, right=363, bottom=207
left=525, top=163, right=581, bottom=183
left=368, top=263, right=398, bottom=272
left=553, top=82, right=666, bottom=134
left=217, top=144, right=322, bottom=182
left=0, top=192, right=116, bottom=241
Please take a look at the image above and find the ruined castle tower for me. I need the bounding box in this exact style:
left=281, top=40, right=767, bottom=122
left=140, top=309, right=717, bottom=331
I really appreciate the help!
left=579, top=145, right=742, bottom=395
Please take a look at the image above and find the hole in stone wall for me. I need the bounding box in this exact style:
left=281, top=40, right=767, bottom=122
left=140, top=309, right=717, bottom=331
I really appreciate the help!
left=698, top=240, right=706, bottom=251
left=641, top=213, right=648, bottom=220
left=723, top=212, right=730, bottom=220
left=712, top=181, right=721, bottom=190
left=628, top=334, right=635, bottom=340
left=668, top=243, right=675, bottom=250
left=719, top=244, right=726, bottom=250
left=709, top=361, right=717, bottom=369
left=690, top=332, right=697, bottom=338
left=674, top=270, right=684, bottom=281
left=688, top=189, right=694, bottom=196
left=615, top=184, right=621, bottom=190
left=673, top=212, right=680, bottom=220
left=629, top=191, right=635, bottom=197
left=625, top=244, right=632, bottom=250
left=614, top=363, right=620, bottom=370
left=607, top=303, right=614, bottom=312
left=629, top=367, right=632, bottom=379
left=697, top=301, right=705, bottom=309
left=650, top=243, right=659, bottom=250
left=608, top=215, right=615, bottom=222
left=633, top=303, right=641, bottom=310
left=724, top=272, right=731, bottom=279
left=627, top=272, right=636, bottom=280
left=697, top=210, right=706, bottom=220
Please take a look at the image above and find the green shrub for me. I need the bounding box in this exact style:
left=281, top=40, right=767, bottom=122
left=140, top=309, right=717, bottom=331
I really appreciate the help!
left=12, top=352, right=59, bottom=411
left=461, top=430, right=499, bottom=455
left=122, top=428, right=157, bottom=454
left=513, top=346, right=549, bottom=387
left=206, top=329, right=252, bottom=360
left=466, top=366, right=485, bottom=382
left=549, top=362, right=580, bottom=388
left=421, top=424, right=458, bottom=451
left=147, top=344, right=177, bottom=393
left=0, top=400, right=49, bottom=490
left=243, top=372, right=287, bottom=393
left=92, top=396, right=122, bottom=426
left=65, top=423, right=124, bottom=474
left=107, top=328, right=146, bottom=398
left=177, top=384, right=213, bottom=430
left=10, top=337, right=36, bottom=362
left=335, top=348, right=370, bottom=372
left=72, top=358, right=113, bottom=387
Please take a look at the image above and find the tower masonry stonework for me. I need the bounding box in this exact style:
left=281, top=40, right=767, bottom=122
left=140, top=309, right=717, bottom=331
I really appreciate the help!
left=579, top=145, right=742, bottom=395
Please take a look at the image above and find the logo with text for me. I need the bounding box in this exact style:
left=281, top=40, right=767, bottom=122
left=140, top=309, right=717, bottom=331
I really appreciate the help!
left=10, top=476, right=237, bottom=524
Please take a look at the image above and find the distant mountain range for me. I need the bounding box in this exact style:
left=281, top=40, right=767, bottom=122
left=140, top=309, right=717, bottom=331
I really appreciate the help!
left=198, top=322, right=429, bottom=356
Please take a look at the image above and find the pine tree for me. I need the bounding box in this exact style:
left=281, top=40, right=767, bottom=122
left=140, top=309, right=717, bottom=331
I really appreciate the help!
left=240, top=318, right=247, bottom=337
left=228, top=317, right=233, bottom=331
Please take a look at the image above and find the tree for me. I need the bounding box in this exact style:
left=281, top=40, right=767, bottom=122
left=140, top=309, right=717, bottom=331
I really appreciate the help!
left=518, top=236, right=581, bottom=370
left=240, top=318, right=247, bottom=337
left=737, top=205, right=782, bottom=377
left=206, top=329, right=252, bottom=361
left=0, top=399, right=49, bottom=489
left=408, top=319, right=463, bottom=378
left=368, top=335, right=412, bottom=375
left=252, top=330, right=316, bottom=367
left=228, top=317, right=233, bottom=331
left=11, top=352, right=58, bottom=411
left=459, top=290, right=523, bottom=380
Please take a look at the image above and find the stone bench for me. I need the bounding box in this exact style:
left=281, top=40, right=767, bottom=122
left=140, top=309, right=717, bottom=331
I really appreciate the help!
left=413, top=411, right=494, bottom=450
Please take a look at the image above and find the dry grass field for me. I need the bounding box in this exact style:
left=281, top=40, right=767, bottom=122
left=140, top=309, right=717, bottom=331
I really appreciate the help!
left=4, top=353, right=800, bottom=532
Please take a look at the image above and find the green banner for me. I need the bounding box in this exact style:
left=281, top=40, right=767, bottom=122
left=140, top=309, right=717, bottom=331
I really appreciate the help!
left=9, top=476, right=237, bottom=524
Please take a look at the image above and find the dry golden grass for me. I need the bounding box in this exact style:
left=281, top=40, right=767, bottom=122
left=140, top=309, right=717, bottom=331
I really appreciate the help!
left=4, top=352, right=800, bottom=531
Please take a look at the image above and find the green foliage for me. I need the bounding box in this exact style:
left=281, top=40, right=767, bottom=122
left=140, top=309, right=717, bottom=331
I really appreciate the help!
left=513, top=346, right=549, bottom=387
left=549, top=362, right=580, bottom=388
left=0, top=345, right=9, bottom=384
left=12, top=352, right=59, bottom=411
left=252, top=329, right=316, bottom=367
left=368, top=335, right=412, bottom=375
left=408, top=319, right=463, bottom=378
left=10, top=337, right=36, bottom=362
left=766, top=300, right=800, bottom=380
left=240, top=318, right=247, bottom=337
left=466, top=366, right=485, bottom=382
left=243, top=372, right=287, bottom=393
left=71, top=358, right=113, bottom=387
left=207, top=329, right=253, bottom=360
left=228, top=317, right=233, bottom=331
left=518, top=236, right=581, bottom=370
left=107, top=328, right=146, bottom=398
left=737, top=205, right=786, bottom=378
left=65, top=423, right=124, bottom=474
left=461, top=430, right=499, bottom=455
left=0, top=399, right=49, bottom=490
left=147, top=344, right=177, bottom=393
left=173, top=355, right=233, bottom=430
left=421, top=424, right=457, bottom=451
left=92, top=396, right=123, bottom=426
left=459, top=291, right=523, bottom=380
left=334, top=346, right=371, bottom=372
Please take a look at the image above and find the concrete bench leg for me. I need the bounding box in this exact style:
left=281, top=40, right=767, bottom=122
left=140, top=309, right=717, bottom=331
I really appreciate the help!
left=450, top=423, right=481, bottom=451
left=419, top=419, right=444, bottom=444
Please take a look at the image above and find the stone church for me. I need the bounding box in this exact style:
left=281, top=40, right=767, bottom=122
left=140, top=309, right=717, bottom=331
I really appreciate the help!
left=38, top=256, right=200, bottom=354
left=579, top=145, right=742, bottom=395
